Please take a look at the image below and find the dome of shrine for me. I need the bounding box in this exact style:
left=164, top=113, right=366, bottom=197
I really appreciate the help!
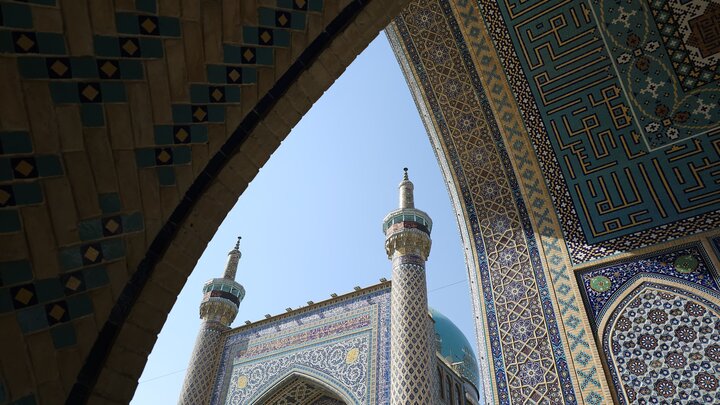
left=429, top=307, right=481, bottom=389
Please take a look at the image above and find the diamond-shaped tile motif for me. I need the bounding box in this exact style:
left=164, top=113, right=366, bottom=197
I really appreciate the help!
left=139, top=16, right=158, bottom=35
left=12, top=158, right=37, bottom=178
left=47, top=58, right=71, bottom=78
left=12, top=285, right=36, bottom=308
left=13, top=32, right=37, bottom=53
left=98, top=60, right=119, bottom=79
left=81, top=244, right=102, bottom=265
left=120, top=37, right=140, bottom=57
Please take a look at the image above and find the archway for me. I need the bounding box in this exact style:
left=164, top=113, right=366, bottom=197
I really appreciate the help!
left=254, top=373, right=351, bottom=405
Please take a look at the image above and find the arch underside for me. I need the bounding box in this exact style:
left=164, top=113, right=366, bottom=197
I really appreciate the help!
left=1, top=0, right=720, bottom=403
left=255, top=375, right=347, bottom=405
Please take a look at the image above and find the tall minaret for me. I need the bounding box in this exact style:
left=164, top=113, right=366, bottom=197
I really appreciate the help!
left=178, top=237, right=245, bottom=404
left=383, top=169, right=437, bottom=404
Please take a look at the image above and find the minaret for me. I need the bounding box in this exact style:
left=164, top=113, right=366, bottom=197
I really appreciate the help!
left=178, top=237, right=245, bottom=404
left=383, top=168, right=437, bottom=404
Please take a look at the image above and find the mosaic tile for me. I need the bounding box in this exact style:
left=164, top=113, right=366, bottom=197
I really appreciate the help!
left=98, top=193, right=122, bottom=214
left=34, top=278, right=64, bottom=303
left=16, top=306, right=48, bottom=333
left=0, top=210, right=21, bottom=233
left=80, top=104, right=104, bottom=127
left=135, top=0, right=157, bottom=14
left=156, top=167, right=175, bottom=186
left=0, top=132, right=33, bottom=155
left=50, top=323, right=77, bottom=348
left=0, top=260, right=33, bottom=287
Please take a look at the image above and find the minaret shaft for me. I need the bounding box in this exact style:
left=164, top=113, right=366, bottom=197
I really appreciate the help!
left=179, top=238, right=245, bottom=405
left=385, top=169, right=437, bottom=404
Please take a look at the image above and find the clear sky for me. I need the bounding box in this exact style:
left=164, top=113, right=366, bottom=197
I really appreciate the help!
left=131, top=32, right=481, bottom=404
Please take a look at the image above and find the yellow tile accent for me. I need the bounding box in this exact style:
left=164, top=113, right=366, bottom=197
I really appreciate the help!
left=99, top=61, right=118, bottom=77
left=122, top=39, right=139, bottom=55
left=50, top=60, right=69, bottom=76
left=0, top=189, right=11, bottom=205
left=14, top=160, right=35, bottom=177
left=243, top=48, right=255, bottom=62
left=345, top=347, right=359, bottom=364
left=211, top=89, right=224, bottom=102
left=141, top=18, right=157, bottom=33
left=48, top=304, right=66, bottom=321
left=295, top=0, right=307, bottom=8
left=14, top=288, right=34, bottom=305
left=228, top=68, right=241, bottom=82
left=237, top=375, right=248, bottom=388
left=175, top=128, right=189, bottom=142
left=65, top=276, right=82, bottom=291
left=104, top=219, right=120, bottom=234
left=278, top=14, right=288, bottom=27
left=157, top=150, right=172, bottom=163
left=260, top=31, right=272, bottom=44
left=83, top=246, right=100, bottom=262
left=193, top=107, right=207, bottom=121
left=81, top=85, right=100, bottom=101
left=15, top=34, right=35, bottom=52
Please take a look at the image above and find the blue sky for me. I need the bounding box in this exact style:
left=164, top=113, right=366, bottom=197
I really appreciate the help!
left=131, top=32, right=480, bottom=404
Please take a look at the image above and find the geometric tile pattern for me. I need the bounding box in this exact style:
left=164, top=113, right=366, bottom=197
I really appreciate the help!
left=211, top=286, right=391, bottom=405
left=178, top=321, right=228, bottom=405
left=260, top=377, right=344, bottom=404
left=602, top=283, right=720, bottom=404
left=478, top=0, right=720, bottom=262
left=577, top=243, right=719, bottom=329
left=389, top=257, right=436, bottom=404
left=389, top=1, right=580, bottom=402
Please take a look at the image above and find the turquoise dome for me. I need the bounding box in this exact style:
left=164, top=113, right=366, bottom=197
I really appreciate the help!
left=429, top=307, right=480, bottom=389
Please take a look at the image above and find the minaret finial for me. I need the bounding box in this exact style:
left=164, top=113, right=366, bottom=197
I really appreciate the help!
left=223, top=236, right=242, bottom=280
left=235, top=236, right=241, bottom=250
left=399, top=168, right=414, bottom=209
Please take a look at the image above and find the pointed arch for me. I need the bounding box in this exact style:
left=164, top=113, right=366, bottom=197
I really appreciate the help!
left=250, top=368, right=357, bottom=405
left=600, top=279, right=720, bottom=404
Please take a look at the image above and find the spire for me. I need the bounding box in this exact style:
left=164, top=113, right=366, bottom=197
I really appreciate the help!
left=223, top=236, right=242, bottom=280
left=399, top=167, right=414, bottom=209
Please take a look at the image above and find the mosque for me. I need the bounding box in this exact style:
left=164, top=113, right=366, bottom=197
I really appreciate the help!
left=2, top=0, right=720, bottom=404
left=178, top=170, right=482, bottom=404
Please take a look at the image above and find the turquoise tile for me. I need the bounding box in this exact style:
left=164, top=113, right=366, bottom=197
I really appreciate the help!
left=139, top=38, right=162, bottom=58
left=242, top=27, right=259, bottom=45
left=0, top=131, right=33, bottom=154
left=0, top=31, right=12, bottom=53
left=0, top=210, right=21, bottom=233
left=277, top=0, right=294, bottom=9
left=36, top=155, right=63, bottom=177
left=115, top=13, right=139, bottom=35
left=190, top=85, right=209, bottom=103
left=58, top=248, right=82, bottom=271
left=207, top=105, right=224, bottom=122
left=206, top=65, right=226, bottom=84
left=135, top=148, right=156, bottom=168
left=258, top=8, right=275, bottom=27
left=28, top=0, right=56, bottom=5
left=255, top=48, right=273, bottom=65
left=121, top=212, right=143, bottom=232
left=153, top=125, right=173, bottom=145
left=11, top=394, right=37, bottom=405
left=12, top=183, right=42, bottom=205
left=119, top=59, right=143, bottom=79
left=83, top=266, right=109, bottom=289
left=158, top=17, right=180, bottom=37
left=98, top=193, right=121, bottom=214
left=0, top=158, right=12, bottom=180
left=81, top=104, right=104, bottom=127
left=190, top=125, right=208, bottom=143
left=16, top=306, right=48, bottom=333
left=0, top=260, right=33, bottom=285
left=273, top=29, right=289, bottom=46
left=78, top=219, right=102, bottom=241
left=100, top=82, right=126, bottom=102
left=171, top=105, right=191, bottom=123
left=135, top=0, right=157, bottom=13
left=101, top=238, right=124, bottom=260
left=225, top=86, right=241, bottom=102
left=17, top=57, right=48, bottom=78
left=0, top=288, right=13, bottom=312
left=290, top=12, right=305, bottom=30
left=50, top=323, right=76, bottom=348
left=243, top=67, right=257, bottom=83
left=36, top=32, right=66, bottom=55
left=173, top=146, right=191, bottom=164
left=156, top=166, right=175, bottom=186
left=66, top=294, right=93, bottom=318
left=49, top=82, right=80, bottom=103
left=70, top=57, right=99, bottom=78
left=34, top=279, right=63, bottom=302
left=1, top=3, right=33, bottom=29
left=222, top=45, right=243, bottom=64
left=309, top=0, right=322, bottom=11
left=93, top=35, right=120, bottom=57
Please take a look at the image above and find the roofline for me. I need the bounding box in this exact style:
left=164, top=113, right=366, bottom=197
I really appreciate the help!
left=225, top=280, right=392, bottom=334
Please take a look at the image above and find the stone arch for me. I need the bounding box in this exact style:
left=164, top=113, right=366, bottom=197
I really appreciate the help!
left=600, top=279, right=720, bottom=404
left=251, top=369, right=356, bottom=405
